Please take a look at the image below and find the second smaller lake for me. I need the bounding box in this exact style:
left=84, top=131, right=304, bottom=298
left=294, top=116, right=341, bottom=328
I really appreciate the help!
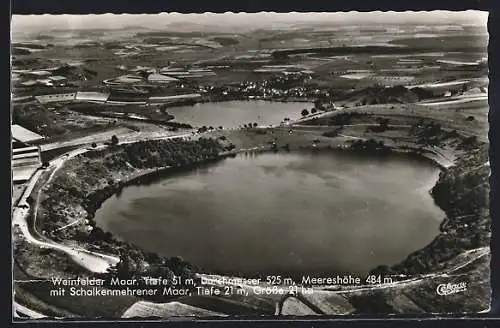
left=167, top=100, right=310, bottom=128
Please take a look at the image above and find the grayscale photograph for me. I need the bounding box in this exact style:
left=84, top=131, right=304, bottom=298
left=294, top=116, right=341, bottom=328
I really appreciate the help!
left=11, top=10, right=490, bottom=320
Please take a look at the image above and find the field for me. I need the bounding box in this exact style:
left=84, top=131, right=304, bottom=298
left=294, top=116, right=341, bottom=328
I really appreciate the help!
left=11, top=24, right=488, bottom=144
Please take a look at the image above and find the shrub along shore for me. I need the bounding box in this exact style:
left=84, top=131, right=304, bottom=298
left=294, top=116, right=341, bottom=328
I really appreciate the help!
left=26, top=128, right=490, bottom=311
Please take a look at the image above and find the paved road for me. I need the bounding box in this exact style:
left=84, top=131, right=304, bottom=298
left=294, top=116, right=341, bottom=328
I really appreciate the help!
left=12, top=131, right=195, bottom=318
left=40, top=129, right=193, bottom=152
left=22, top=119, right=457, bottom=271
left=20, top=131, right=194, bottom=273
left=194, top=246, right=488, bottom=317
left=12, top=124, right=488, bottom=318
left=12, top=148, right=120, bottom=273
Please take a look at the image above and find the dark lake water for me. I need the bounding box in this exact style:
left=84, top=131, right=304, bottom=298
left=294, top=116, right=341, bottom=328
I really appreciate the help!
left=95, top=151, right=444, bottom=278
left=167, top=100, right=309, bottom=128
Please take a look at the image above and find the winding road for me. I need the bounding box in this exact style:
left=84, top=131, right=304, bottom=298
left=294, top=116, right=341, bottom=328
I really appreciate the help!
left=12, top=120, right=489, bottom=318
left=12, top=130, right=195, bottom=319
left=15, top=130, right=194, bottom=273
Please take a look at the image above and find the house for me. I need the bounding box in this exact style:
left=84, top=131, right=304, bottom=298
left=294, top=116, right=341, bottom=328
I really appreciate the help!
left=11, top=125, right=44, bottom=183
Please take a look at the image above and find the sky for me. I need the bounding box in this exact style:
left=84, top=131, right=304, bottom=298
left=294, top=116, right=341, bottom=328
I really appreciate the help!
left=11, top=11, right=488, bottom=33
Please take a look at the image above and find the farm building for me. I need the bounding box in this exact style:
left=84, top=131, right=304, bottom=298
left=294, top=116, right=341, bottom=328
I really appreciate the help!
left=12, top=145, right=42, bottom=183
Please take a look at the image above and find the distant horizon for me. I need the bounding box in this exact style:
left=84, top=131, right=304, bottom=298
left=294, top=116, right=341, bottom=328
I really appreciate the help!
left=11, top=11, right=488, bottom=34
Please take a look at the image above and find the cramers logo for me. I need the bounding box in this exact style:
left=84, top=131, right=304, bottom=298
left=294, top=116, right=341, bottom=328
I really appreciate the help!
left=436, top=282, right=467, bottom=296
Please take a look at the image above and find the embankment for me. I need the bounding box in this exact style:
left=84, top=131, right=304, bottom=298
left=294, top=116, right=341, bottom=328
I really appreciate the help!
left=22, top=125, right=490, bottom=315
left=33, top=138, right=236, bottom=288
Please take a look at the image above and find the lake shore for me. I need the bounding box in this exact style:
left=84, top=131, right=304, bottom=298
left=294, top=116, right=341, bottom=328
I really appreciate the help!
left=18, top=121, right=490, bottom=316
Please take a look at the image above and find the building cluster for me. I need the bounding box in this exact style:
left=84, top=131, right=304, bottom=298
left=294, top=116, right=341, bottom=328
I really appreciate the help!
left=206, top=72, right=331, bottom=100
